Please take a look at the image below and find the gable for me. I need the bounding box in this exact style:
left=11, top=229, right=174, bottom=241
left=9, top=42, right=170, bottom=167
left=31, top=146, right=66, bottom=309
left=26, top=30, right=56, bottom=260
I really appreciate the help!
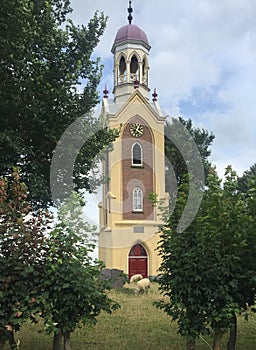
left=106, top=89, right=165, bottom=126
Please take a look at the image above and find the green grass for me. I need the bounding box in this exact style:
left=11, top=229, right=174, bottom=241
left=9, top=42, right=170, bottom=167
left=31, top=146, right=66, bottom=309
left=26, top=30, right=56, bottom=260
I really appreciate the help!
left=4, top=283, right=256, bottom=350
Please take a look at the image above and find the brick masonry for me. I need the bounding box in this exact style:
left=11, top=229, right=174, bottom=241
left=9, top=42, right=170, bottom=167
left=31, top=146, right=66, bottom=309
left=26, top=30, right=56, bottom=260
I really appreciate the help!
left=122, top=116, right=154, bottom=220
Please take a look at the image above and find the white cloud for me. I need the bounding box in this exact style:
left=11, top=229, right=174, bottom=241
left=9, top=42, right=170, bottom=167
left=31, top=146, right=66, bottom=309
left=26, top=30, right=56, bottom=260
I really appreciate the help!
left=69, top=0, right=256, bottom=177
left=64, top=1, right=256, bottom=256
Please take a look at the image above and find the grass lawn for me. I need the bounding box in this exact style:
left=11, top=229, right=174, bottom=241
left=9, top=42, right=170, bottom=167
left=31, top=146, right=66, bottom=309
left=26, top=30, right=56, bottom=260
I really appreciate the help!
left=5, top=282, right=256, bottom=350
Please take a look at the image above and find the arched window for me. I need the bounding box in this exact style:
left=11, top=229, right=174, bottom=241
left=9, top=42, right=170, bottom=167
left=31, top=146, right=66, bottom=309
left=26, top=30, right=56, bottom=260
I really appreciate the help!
left=133, top=187, right=143, bottom=212
left=132, top=142, right=142, bottom=166
left=119, top=56, right=126, bottom=83
left=130, top=55, right=139, bottom=81
left=129, top=244, right=147, bottom=256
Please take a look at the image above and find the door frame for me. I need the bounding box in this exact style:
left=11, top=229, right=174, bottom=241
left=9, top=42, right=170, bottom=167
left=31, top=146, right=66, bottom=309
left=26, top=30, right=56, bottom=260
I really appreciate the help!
left=128, top=242, right=149, bottom=279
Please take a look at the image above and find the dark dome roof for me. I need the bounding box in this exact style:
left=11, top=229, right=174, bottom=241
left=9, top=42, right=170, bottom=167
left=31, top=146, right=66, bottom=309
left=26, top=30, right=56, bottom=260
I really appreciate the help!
left=111, top=24, right=150, bottom=52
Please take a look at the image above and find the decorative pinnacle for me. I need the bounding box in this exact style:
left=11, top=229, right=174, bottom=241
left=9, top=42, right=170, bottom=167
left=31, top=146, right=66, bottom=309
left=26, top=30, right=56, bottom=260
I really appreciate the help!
left=152, top=88, right=158, bottom=101
left=127, top=0, right=133, bottom=24
left=103, top=85, right=108, bottom=98
left=134, top=76, right=139, bottom=89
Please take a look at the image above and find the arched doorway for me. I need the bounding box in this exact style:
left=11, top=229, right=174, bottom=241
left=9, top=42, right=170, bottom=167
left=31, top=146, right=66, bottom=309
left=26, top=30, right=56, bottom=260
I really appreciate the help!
left=128, top=243, right=148, bottom=280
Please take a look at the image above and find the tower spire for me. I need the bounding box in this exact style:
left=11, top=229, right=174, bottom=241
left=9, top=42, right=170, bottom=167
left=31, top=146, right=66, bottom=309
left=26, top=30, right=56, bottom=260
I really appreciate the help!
left=127, top=0, right=133, bottom=24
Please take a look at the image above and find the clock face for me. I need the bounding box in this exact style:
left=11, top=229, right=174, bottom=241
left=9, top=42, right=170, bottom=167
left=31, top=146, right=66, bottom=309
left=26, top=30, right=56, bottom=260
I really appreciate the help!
left=129, top=123, right=144, bottom=137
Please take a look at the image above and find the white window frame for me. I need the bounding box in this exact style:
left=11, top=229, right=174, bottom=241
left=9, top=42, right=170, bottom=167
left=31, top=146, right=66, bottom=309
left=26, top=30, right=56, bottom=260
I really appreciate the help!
left=131, top=142, right=143, bottom=166
left=133, top=187, right=143, bottom=212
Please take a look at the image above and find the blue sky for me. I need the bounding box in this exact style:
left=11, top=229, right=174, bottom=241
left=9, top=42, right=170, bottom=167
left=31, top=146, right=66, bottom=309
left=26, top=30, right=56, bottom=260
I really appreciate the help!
left=63, top=0, right=256, bottom=254
left=69, top=0, right=256, bottom=180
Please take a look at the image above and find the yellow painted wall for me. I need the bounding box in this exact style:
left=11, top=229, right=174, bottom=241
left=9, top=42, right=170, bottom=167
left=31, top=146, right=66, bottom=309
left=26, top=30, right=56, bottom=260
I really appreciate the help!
left=98, top=90, right=167, bottom=277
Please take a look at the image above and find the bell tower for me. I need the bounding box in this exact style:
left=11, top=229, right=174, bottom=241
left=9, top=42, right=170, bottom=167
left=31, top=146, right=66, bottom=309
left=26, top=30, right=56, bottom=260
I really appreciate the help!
left=111, top=0, right=151, bottom=103
left=98, top=1, right=168, bottom=279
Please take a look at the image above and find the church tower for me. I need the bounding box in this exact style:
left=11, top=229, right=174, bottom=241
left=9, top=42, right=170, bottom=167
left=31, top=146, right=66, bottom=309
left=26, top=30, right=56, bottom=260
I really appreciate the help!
left=98, top=1, right=168, bottom=279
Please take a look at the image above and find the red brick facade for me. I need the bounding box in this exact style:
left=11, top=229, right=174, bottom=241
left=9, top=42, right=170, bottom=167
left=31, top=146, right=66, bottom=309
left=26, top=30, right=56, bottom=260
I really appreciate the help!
left=122, top=116, right=154, bottom=220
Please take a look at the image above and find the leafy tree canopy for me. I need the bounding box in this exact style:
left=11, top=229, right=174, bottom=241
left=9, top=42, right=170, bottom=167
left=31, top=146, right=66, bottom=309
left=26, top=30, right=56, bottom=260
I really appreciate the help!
left=156, top=166, right=256, bottom=350
left=0, top=170, right=119, bottom=350
left=0, top=0, right=119, bottom=208
left=238, top=163, right=256, bottom=194
left=0, top=169, right=51, bottom=349
left=42, top=191, right=120, bottom=350
left=165, top=117, right=215, bottom=197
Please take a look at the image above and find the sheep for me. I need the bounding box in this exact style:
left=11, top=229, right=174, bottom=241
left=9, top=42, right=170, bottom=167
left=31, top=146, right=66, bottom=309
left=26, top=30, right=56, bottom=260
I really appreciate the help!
left=129, top=274, right=143, bottom=283
left=134, top=278, right=150, bottom=295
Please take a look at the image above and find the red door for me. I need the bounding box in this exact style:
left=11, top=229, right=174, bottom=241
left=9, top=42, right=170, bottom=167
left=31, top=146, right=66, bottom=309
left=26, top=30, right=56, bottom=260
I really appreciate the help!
left=128, top=244, right=148, bottom=279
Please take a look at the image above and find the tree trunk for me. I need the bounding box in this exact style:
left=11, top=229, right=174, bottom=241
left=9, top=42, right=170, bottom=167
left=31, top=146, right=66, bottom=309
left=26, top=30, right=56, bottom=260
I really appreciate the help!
left=63, top=331, right=71, bottom=350
left=227, top=312, right=237, bottom=350
left=8, top=331, right=18, bottom=350
left=0, top=330, right=6, bottom=350
left=213, top=331, right=223, bottom=350
left=186, top=337, right=196, bottom=350
left=0, top=332, right=6, bottom=350
left=52, top=332, right=63, bottom=350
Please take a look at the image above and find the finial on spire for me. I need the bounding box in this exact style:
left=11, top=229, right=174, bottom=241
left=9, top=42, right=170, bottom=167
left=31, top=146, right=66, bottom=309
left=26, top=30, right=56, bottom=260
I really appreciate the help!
left=127, top=0, right=133, bottom=24
left=152, top=88, right=158, bottom=101
left=103, top=85, right=108, bottom=98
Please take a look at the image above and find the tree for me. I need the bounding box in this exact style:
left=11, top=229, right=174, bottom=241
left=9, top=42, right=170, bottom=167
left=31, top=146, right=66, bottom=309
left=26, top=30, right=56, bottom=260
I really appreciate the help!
left=155, top=166, right=256, bottom=350
left=227, top=173, right=256, bottom=350
left=0, top=0, right=119, bottom=208
left=205, top=166, right=248, bottom=350
left=42, top=192, right=119, bottom=350
left=155, top=174, right=211, bottom=350
left=0, top=169, right=50, bottom=350
left=165, top=117, right=215, bottom=198
left=238, top=163, right=256, bottom=194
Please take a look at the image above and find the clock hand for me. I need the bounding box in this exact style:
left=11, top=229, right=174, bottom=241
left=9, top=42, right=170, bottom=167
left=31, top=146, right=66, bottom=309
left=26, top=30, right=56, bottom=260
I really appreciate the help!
left=135, top=125, right=143, bottom=134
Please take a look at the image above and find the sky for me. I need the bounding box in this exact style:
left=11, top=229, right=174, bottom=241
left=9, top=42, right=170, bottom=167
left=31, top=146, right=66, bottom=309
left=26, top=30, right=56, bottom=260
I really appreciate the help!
left=67, top=0, right=256, bottom=228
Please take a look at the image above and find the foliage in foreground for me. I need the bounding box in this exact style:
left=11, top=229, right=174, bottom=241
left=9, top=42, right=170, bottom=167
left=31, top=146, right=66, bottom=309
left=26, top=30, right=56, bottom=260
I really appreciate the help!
left=0, top=169, right=50, bottom=349
left=0, top=171, right=119, bottom=350
left=42, top=192, right=119, bottom=350
left=0, top=0, right=119, bottom=208
left=3, top=284, right=256, bottom=350
left=156, top=166, right=256, bottom=350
